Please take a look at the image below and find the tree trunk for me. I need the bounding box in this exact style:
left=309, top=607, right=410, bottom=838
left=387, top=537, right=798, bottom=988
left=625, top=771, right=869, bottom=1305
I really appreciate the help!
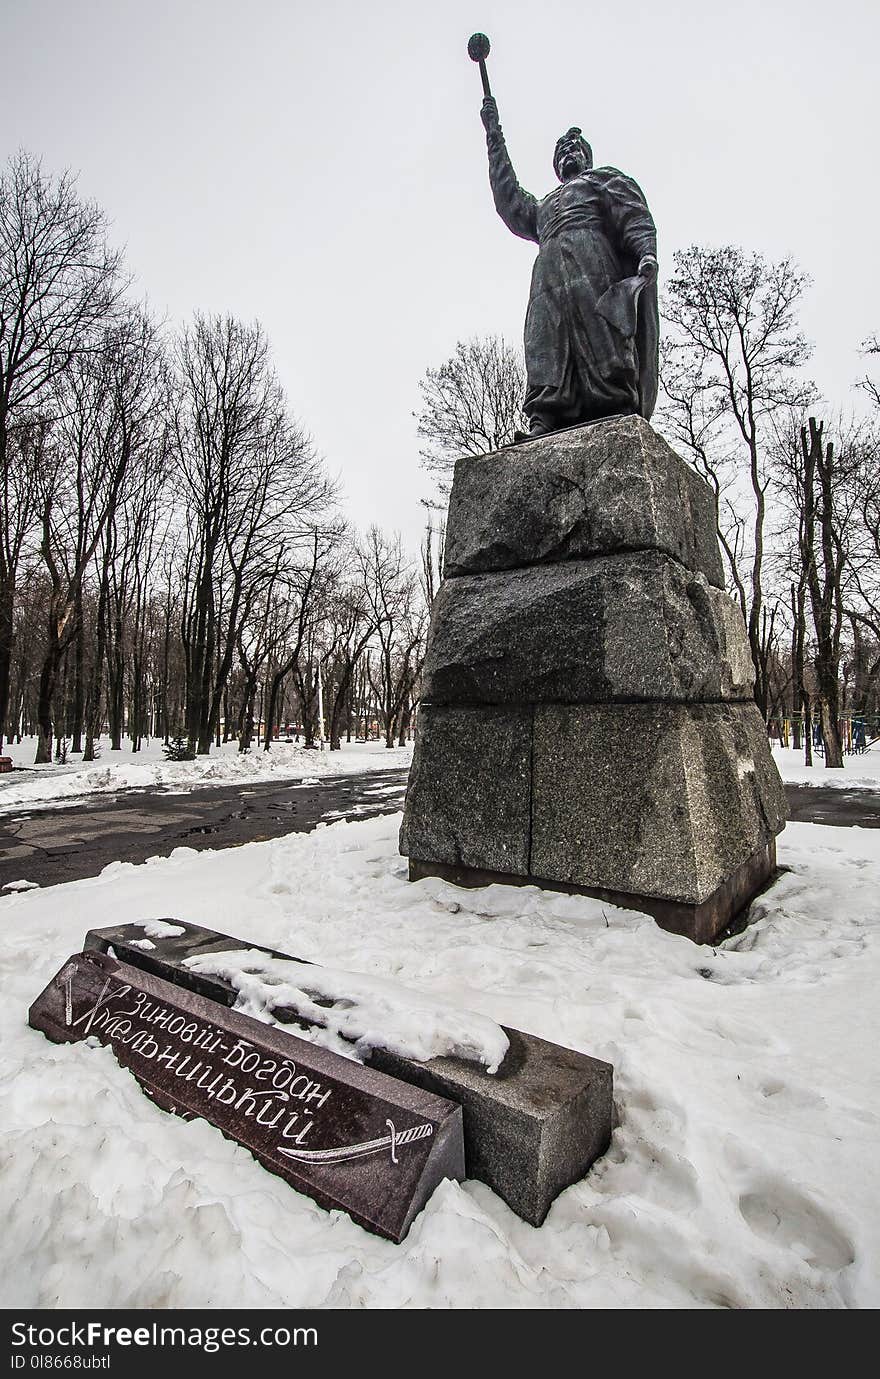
left=35, top=646, right=60, bottom=764
left=223, top=687, right=232, bottom=743
left=0, top=581, right=16, bottom=752
left=71, top=590, right=85, bottom=753
left=264, top=672, right=284, bottom=752
left=802, top=693, right=813, bottom=767
left=818, top=671, right=844, bottom=769
left=84, top=571, right=109, bottom=762
left=108, top=638, right=124, bottom=751
left=398, top=696, right=411, bottom=746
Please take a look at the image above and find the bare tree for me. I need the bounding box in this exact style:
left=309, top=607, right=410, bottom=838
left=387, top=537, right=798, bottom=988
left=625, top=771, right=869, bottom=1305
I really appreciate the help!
left=34, top=312, right=154, bottom=762
left=359, top=528, right=425, bottom=748
left=235, top=552, right=287, bottom=752
left=420, top=514, right=445, bottom=606
left=323, top=556, right=379, bottom=752
left=659, top=246, right=814, bottom=717
left=259, top=523, right=342, bottom=751
left=86, top=312, right=171, bottom=757
left=844, top=420, right=880, bottom=696
left=415, top=335, right=527, bottom=492
left=857, top=335, right=880, bottom=412
left=801, top=419, right=849, bottom=767
left=773, top=414, right=866, bottom=767
left=0, top=152, right=122, bottom=745
left=174, top=313, right=332, bottom=755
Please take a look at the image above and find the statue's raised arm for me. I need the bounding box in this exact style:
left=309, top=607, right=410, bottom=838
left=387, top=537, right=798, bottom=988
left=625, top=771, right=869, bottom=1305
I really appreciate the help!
left=480, top=97, right=539, bottom=244
left=466, top=32, right=659, bottom=435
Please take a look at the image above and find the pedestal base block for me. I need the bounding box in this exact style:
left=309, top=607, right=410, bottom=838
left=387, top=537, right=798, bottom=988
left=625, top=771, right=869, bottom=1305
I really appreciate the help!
left=401, top=700, right=786, bottom=945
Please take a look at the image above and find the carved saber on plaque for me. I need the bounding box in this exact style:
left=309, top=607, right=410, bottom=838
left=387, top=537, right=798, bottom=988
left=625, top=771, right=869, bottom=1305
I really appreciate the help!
left=278, top=1118, right=433, bottom=1166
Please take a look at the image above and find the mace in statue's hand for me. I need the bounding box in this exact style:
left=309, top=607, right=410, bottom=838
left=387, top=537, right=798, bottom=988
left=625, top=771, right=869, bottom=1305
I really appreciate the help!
left=480, top=96, right=500, bottom=133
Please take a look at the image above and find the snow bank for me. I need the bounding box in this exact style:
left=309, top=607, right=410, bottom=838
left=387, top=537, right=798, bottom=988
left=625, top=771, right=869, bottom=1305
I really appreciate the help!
left=184, top=948, right=509, bottom=1072
left=1, top=812, right=879, bottom=1308
left=0, top=737, right=413, bottom=814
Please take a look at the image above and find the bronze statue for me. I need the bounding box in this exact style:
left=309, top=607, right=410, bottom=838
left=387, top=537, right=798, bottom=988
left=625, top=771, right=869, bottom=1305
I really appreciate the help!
left=469, top=35, right=659, bottom=437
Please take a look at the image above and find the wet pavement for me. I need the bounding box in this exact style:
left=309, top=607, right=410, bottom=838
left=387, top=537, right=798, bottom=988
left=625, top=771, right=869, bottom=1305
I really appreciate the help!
left=0, top=766, right=410, bottom=890
left=784, top=783, right=880, bottom=829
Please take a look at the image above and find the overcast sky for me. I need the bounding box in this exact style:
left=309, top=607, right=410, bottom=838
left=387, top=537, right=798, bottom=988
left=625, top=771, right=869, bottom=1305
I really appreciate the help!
left=4, top=0, right=877, bottom=551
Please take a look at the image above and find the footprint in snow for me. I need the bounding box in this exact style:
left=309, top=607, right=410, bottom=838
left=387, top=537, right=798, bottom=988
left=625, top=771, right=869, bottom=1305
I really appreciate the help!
left=756, top=1077, right=827, bottom=1114
left=737, top=1180, right=855, bottom=1271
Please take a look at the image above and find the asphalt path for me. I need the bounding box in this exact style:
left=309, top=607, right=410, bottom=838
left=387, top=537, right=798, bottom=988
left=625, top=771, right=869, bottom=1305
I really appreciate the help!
left=0, top=766, right=410, bottom=891
left=784, top=783, right=880, bottom=828
left=0, top=772, right=877, bottom=892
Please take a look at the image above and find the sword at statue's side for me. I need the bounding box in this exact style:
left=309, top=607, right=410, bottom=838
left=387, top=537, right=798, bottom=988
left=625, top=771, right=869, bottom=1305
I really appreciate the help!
left=467, top=32, right=492, bottom=98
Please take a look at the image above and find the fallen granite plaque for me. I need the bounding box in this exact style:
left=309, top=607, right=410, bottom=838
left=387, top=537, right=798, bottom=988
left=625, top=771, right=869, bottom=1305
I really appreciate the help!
left=84, top=920, right=614, bottom=1226
left=29, top=949, right=465, bottom=1243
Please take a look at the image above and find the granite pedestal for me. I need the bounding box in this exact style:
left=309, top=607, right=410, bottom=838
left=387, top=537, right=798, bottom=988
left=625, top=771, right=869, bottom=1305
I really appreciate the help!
left=400, top=417, right=787, bottom=944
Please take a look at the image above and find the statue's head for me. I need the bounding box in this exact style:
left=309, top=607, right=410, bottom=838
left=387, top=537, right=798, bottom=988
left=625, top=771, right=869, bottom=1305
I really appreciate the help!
left=553, top=127, right=593, bottom=181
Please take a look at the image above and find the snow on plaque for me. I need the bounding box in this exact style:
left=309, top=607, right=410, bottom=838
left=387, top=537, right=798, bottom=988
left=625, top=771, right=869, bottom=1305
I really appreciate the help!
left=28, top=950, right=465, bottom=1242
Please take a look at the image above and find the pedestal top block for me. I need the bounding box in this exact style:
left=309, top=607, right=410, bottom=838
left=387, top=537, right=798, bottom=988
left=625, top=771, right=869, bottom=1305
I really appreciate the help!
left=444, top=416, right=725, bottom=588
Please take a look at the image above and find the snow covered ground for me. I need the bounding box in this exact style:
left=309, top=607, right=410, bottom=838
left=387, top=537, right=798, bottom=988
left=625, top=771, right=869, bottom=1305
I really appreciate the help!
left=1, top=808, right=878, bottom=1309
left=772, top=743, right=880, bottom=789
left=0, top=736, right=413, bottom=815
